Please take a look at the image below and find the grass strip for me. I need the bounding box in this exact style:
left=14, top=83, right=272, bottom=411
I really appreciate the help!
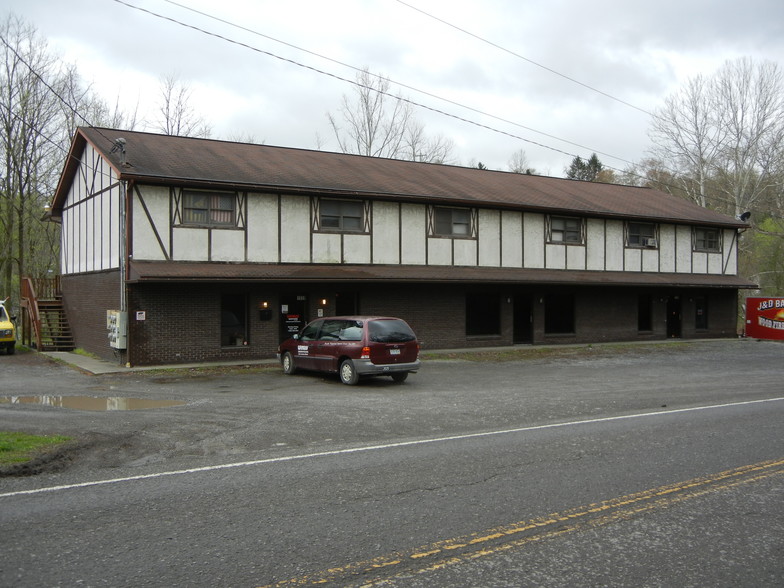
left=0, top=432, right=72, bottom=465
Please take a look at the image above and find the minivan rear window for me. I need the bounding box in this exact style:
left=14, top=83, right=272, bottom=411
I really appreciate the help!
left=369, top=319, right=416, bottom=343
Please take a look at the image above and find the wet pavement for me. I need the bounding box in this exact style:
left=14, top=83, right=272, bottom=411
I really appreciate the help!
left=1, top=338, right=781, bottom=486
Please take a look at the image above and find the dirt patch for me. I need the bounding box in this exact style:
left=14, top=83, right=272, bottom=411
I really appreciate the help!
left=0, top=431, right=140, bottom=477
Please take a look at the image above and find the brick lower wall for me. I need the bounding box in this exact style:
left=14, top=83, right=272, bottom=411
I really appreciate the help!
left=61, top=271, right=125, bottom=363
left=116, top=281, right=739, bottom=366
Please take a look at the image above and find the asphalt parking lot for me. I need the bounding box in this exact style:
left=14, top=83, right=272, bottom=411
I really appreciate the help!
left=0, top=338, right=781, bottom=485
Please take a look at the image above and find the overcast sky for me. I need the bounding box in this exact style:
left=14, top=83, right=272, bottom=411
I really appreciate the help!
left=6, top=0, right=784, bottom=176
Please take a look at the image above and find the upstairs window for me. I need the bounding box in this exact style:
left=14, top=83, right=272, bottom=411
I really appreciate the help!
left=694, top=227, right=721, bottom=252
left=316, top=199, right=367, bottom=232
left=626, top=222, right=658, bottom=248
left=430, top=206, right=475, bottom=238
left=548, top=216, right=584, bottom=244
left=182, top=191, right=236, bottom=227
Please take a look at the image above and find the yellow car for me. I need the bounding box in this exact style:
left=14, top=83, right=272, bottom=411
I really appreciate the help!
left=0, top=301, right=16, bottom=355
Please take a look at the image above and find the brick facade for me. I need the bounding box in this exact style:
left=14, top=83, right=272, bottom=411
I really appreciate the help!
left=61, top=271, right=126, bottom=363
left=102, top=280, right=739, bottom=366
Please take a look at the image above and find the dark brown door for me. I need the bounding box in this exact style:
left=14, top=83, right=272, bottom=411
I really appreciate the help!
left=667, top=296, right=682, bottom=338
left=513, top=295, right=533, bottom=344
left=279, top=295, right=308, bottom=343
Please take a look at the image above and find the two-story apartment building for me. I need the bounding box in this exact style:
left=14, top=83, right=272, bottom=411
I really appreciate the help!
left=49, top=127, right=754, bottom=366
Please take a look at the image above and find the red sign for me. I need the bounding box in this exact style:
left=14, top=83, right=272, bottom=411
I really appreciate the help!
left=745, top=297, right=784, bottom=340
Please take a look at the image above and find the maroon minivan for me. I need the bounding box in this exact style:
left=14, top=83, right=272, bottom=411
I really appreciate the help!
left=277, top=316, right=421, bottom=385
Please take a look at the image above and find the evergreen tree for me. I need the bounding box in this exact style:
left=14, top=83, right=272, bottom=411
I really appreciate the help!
left=565, top=153, right=604, bottom=181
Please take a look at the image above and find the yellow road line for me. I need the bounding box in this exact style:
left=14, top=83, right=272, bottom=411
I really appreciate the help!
left=260, top=458, right=784, bottom=587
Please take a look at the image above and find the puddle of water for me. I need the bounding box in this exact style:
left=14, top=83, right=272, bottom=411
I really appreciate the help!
left=0, top=396, right=186, bottom=411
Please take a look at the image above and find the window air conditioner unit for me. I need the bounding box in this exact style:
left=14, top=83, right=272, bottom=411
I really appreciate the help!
left=643, top=238, right=658, bottom=247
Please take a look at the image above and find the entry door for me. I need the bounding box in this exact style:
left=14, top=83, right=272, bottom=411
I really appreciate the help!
left=513, top=295, right=533, bottom=344
left=279, top=295, right=308, bottom=342
left=667, top=296, right=682, bottom=338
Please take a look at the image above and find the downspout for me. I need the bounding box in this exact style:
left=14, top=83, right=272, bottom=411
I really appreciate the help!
left=119, top=178, right=133, bottom=366
left=119, top=179, right=127, bottom=313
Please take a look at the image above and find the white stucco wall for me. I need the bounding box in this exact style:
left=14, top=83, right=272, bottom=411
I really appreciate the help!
left=523, top=213, right=545, bottom=268
left=585, top=218, right=605, bottom=270
left=71, top=156, right=741, bottom=282
left=372, top=202, right=400, bottom=264
left=248, top=193, right=279, bottom=262
left=280, top=195, right=310, bottom=263
left=501, top=211, right=523, bottom=268
left=400, top=203, right=426, bottom=265
left=478, top=209, right=501, bottom=267
left=675, top=225, right=692, bottom=273
left=343, top=234, right=371, bottom=264
left=62, top=145, right=121, bottom=275
left=605, top=220, right=624, bottom=271
left=453, top=238, right=478, bottom=266
left=133, top=186, right=169, bottom=261
left=659, top=225, right=676, bottom=273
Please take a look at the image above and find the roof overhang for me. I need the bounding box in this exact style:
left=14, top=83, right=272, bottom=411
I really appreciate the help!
left=50, top=127, right=750, bottom=230
left=128, top=261, right=757, bottom=289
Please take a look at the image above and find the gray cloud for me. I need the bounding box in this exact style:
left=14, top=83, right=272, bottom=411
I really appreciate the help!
left=5, top=0, right=783, bottom=174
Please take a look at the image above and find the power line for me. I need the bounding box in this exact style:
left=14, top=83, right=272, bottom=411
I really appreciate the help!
left=119, top=0, right=645, bottom=176
left=0, top=31, right=126, bottom=199
left=160, top=0, right=628, bottom=166
left=0, top=31, right=118, bottom=153
left=3, top=0, right=664, bottom=189
left=395, top=0, right=655, bottom=118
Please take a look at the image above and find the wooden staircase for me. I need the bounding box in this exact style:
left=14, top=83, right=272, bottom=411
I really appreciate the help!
left=37, top=299, right=75, bottom=351
left=20, top=276, right=76, bottom=352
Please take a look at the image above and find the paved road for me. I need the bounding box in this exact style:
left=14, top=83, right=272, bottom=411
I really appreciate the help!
left=0, top=340, right=782, bottom=586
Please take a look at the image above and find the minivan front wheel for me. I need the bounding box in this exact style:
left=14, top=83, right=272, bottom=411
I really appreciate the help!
left=339, top=359, right=359, bottom=385
left=281, top=352, right=296, bottom=375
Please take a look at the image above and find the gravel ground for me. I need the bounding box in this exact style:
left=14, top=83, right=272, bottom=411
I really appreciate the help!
left=0, top=338, right=780, bottom=483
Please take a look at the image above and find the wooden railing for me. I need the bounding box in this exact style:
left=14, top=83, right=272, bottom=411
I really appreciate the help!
left=20, top=276, right=61, bottom=350
left=20, top=277, right=42, bottom=350
left=20, top=276, right=75, bottom=351
left=26, top=275, right=61, bottom=301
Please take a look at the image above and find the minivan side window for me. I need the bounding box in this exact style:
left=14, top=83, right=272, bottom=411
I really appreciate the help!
left=319, top=320, right=344, bottom=341
left=319, top=319, right=364, bottom=341
left=339, top=322, right=363, bottom=341
left=299, top=321, right=322, bottom=341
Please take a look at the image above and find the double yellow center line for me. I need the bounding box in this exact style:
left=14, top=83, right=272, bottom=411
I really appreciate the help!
left=262, top=457, right=784, bottom=587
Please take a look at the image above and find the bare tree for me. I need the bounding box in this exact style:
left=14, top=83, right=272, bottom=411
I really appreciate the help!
left=649, top=58, right=784, bottom=217
left=60, top=65, right=139, bottom=137
left=328, top=68, right=453, bottom=163
left=0, top=14, right=67, bottom=302
left=618, top=157, right=681, bottom=191
left=508, top=149, right=535, bottom=174
left=403, top=120, right=454, bottom=163
left=648, top=75, right=722, bottom=207
left=711, top=58, right=784, bottom=218
left=155, top=74, right=211, bottom=138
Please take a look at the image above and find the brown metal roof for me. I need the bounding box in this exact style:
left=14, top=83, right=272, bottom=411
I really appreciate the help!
left=128, top=261, right=756, bottom=289
left=51, top=127, right=746, bottom=228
